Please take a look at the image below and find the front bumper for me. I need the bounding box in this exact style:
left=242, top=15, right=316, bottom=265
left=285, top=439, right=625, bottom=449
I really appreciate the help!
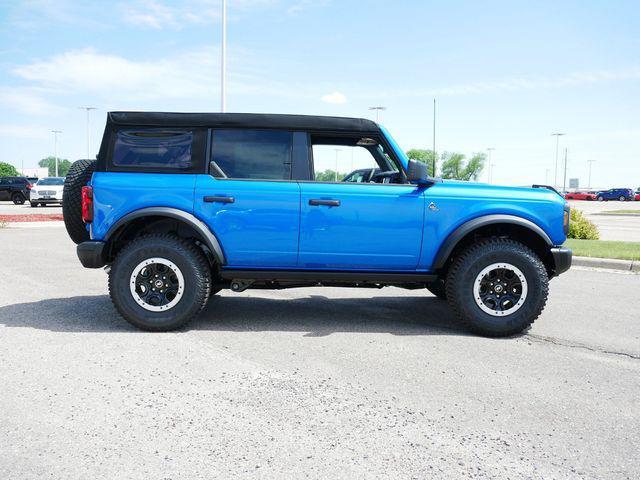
left=551, top=246, right=572, bottom=276
left=77, top=241, right=107, bottom=268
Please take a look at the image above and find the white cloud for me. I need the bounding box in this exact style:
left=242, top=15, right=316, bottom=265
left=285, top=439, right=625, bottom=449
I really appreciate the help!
left=0, top=87, right=62, bottom=116
left=321, top=91, right=347, bottom=104
left=121, top=0, right=179, bottom=29
left=0, top=124, right=50, bottom=140
left=288, top=0, right=329, bottom=16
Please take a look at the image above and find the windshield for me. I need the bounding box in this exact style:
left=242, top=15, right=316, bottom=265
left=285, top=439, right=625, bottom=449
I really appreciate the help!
left=37, top=177, right=64, bottom=186
left=379, top=125, right=409, bottom=169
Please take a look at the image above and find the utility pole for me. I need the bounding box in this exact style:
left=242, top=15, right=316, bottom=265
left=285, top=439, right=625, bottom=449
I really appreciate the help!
left=368, top=106, right=386, bottom=123
left=489, top=163, right=496, bottom=184
left=545, top=168, right=550, bottom=185
left=432, top=98, right=436, bottom=176
left=486, top=148, right=495, bottom=183
left=51, top=130, right=62, bottom=177
left=79, top=107, right=97, bottom=159
left=551, top=132, right=565, bottom=190
left=587, top=159, right=596, bottom=189
left=562, top=148, right=568, bottom=193
left=220, top=0, right=227, bottom=112
left=333, top=149, right=341, bottom=181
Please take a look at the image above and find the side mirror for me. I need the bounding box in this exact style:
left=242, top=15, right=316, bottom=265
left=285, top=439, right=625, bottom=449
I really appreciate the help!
left=407, top=159, right=433, bottom=185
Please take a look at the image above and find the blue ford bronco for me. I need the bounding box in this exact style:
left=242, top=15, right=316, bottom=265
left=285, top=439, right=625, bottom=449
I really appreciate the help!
left=62, top=112, right=571, bottom=336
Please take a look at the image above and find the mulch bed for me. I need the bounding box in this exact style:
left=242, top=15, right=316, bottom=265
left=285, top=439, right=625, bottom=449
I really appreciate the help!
left=0, top=214, right=64, bottom=222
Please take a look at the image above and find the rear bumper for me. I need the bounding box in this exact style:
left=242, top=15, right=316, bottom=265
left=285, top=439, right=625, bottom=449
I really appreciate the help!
left=77, top=241, right=107, bottom=269
left=551, top=246, right=572, bottom=276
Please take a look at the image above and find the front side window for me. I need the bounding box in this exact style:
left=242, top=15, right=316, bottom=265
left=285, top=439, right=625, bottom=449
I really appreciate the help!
left=311, top=135, right=402, bottom=184
left=211, top=130, right=292, bottom=180
left=113, top=129, right=193, bottom=169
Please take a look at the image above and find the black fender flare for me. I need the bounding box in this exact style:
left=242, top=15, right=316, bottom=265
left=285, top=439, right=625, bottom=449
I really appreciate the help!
left=432, top=214, right=553, bottom=270
left=104, top=207, right=226, bottom=265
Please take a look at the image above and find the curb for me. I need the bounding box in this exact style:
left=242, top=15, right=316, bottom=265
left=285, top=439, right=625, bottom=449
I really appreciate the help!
left=573, top=256, right=640, bottom=273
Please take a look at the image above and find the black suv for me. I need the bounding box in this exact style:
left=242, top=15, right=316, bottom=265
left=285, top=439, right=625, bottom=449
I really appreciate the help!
left=0, top=176, right=32, bottom=204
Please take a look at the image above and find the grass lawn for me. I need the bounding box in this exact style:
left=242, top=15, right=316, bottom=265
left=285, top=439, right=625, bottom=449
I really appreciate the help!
left=597, top=209, right=640, bottom=215
left=565, top=239, right=640, bottom=261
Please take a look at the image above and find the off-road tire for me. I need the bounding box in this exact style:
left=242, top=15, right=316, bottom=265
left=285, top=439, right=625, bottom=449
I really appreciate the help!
left=63, top=159, right=96, bottom=244
left=445, top=238, right=549, bottom=337
left=426, top=279, right=446, bottom=300
left=109, top=234, right=212, bottom=331
left=12, top=192, right=25, bottom=205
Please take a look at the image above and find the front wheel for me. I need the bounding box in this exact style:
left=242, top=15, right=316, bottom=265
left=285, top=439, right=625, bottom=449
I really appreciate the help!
left=109, top=234, right=212, bottom=331
left=596, top=196, right=604, bottom=202
left=619, top=195, right=626, bottom=201
left=30, top=202, right=38, bottom=207
left=445, top=238, right=549, bottom=337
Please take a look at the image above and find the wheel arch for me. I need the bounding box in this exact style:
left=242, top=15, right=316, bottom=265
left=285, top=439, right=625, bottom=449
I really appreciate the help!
left=433, top=214, right=554, bottom=275
left=104, top=207, right=226, bottom=265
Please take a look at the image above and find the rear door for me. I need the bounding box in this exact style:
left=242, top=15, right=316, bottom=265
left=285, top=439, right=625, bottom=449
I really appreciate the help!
left=194, top=129, right=302, bottom=268
left=297, top=134, right=425, bottom=270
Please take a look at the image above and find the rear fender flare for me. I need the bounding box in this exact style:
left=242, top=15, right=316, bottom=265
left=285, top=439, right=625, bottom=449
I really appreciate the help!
left=104, top=207, right=226, bottom=265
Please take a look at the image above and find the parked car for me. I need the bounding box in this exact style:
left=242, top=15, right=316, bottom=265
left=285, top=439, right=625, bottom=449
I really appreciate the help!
left=564, top=191, right=597, bottom=201
left=62, top=112, right=571, bottom=337
left=595, top=188, right=635, bottom=201
left=29, top=177, right=65, bottom=207
left=635, top=190, right=640, bottom=201
left=0, top=176, right=32, bottom=204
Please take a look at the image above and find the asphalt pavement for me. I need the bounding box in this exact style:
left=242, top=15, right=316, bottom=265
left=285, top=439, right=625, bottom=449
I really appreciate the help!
left=0, top=226, right=638, bottom=479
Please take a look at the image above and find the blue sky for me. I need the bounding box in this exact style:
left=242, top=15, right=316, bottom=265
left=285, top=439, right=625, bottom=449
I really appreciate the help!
left=0, top=0, right=639, bottom=188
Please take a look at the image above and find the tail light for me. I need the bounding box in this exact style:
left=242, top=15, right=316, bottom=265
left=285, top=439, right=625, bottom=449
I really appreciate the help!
left=26, top=183, right=33, bottom=190
left=81, top=186, right=93, bottom=223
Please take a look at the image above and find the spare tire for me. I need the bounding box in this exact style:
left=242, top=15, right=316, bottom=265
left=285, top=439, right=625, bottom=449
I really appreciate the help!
left=63, top=159, right=96, bottom=244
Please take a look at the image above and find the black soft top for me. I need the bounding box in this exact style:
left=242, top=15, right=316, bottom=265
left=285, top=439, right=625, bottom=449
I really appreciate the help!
left=107, top=112, right=380, bottom=133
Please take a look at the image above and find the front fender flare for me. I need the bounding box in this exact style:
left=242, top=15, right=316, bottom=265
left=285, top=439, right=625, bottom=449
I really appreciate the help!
left=104, top=207, right=226, bottom=265
left=432, top=214, right=553, bottom=270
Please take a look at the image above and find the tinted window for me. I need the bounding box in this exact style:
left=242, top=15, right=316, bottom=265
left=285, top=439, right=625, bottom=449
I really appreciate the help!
left=212, top=130, right=292, bottom=180
left=37, top=178, right=64, bottom=186
left=113, top=129, right=193, bottom=169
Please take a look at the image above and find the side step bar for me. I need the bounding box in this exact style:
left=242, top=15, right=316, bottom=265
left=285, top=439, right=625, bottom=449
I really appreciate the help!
left=219, top=269, right=437, bottom=283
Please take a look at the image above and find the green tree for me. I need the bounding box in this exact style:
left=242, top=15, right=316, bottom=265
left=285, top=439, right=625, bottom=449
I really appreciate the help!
left=406, top=149, right=436, bottom=176
left=0, top=162, right=19, bottom=177
left=315, top=169, right=345, bottom=182
left=39, top=156, right=72, bottom=177
left=440, top=152, right=486, bottom=181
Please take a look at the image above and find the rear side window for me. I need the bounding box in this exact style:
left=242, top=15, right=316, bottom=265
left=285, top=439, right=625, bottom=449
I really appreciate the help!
left=112, top=129, right=193, bottom=170
left=211, top=130, right=292, bottom=180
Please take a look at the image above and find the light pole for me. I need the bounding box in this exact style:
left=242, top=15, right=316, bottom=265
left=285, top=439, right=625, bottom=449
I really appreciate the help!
left=562, top=148, right=568, bottom=193
left=220, top=0, right=227, bottom=112
left=489, top=163, right=496, bottom=184
left=79, top=107, right=97, bottom=159
left=551, top=132, right=565, bottom=190
left=587, top=159, right=596, bottom=189
left=334, top=149, right=341, bottom=181
left=545, top=168, right=550, bottom=185
left=368, top=106, right=386, bottom=123
left=486, top=148, right=495, bottom=183
left=432, top=98, right=436, bottom=176
left=51, top=130, right=62, bottom=177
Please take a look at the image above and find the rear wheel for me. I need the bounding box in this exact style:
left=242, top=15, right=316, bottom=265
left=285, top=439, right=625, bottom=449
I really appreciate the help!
left=109, top=234, right=212, bottom=331
left=63, top=159, right=96, bottom=244
left=12, top=192, right=25, bottom=205
left=445, top=238, right=548, bottom=337
left=619, top=195, right=626, bottom=201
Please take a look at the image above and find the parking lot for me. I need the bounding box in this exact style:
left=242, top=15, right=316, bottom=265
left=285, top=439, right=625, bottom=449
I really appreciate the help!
left=568, top=199, right=640, bottom=241
left=0, top=225, right=638, bottom=479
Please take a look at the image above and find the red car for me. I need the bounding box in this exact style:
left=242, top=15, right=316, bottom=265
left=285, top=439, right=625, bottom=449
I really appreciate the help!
left=564, top=191, right=597, bottom=201
left=635, top=191, right=640, bottom=201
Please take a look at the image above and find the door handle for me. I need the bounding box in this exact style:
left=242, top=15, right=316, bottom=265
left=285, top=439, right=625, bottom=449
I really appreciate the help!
left=309, top=199, right=340, bottom=207
left=203, top=196, right=235, bottom=204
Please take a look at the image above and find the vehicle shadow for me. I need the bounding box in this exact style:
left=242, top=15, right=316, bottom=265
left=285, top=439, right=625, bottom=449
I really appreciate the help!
left=0, top=293, right=469, bottom=336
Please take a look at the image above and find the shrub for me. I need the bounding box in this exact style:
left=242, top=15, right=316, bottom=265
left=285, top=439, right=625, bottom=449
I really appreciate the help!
left=568, top=209, right=599, bottom=240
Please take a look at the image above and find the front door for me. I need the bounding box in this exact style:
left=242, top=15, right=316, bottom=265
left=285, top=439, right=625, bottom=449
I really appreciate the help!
left=298, top=135, right=425, bottom=270
left=194, top=129, right=301, bottom=268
